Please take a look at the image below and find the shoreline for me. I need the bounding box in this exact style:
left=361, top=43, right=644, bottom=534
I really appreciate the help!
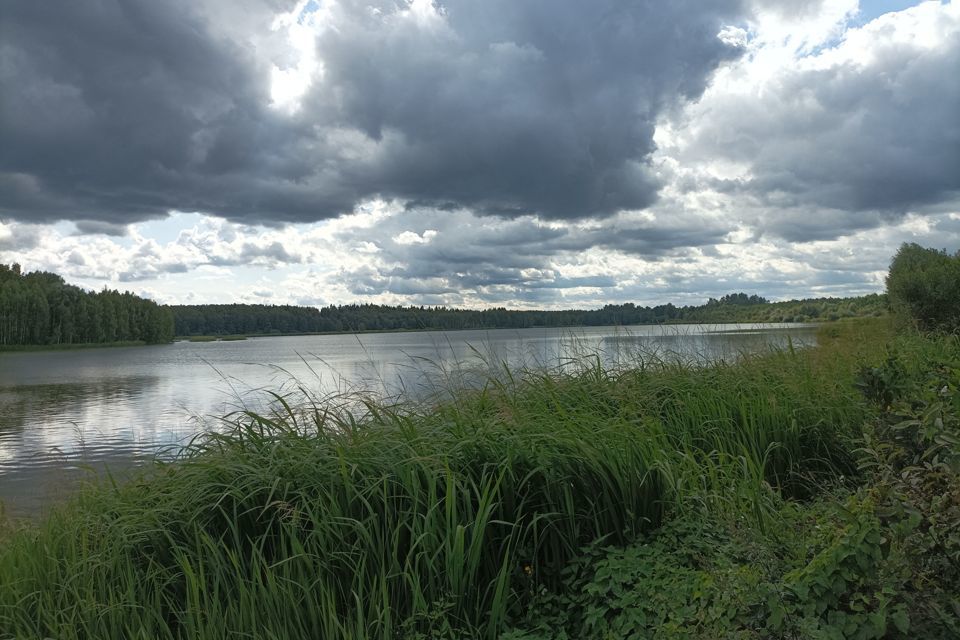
left=1, top=317, right=873, bottom=353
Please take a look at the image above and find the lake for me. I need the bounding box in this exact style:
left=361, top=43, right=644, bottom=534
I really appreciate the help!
left=0, top=323, right=816, bottom=517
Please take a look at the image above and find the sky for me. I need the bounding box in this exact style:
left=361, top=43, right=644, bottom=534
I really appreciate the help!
left=1, top=0, right=958, bottom=309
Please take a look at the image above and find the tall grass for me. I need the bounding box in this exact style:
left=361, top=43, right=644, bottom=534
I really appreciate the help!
left=0, top=321, right=891, bottom=639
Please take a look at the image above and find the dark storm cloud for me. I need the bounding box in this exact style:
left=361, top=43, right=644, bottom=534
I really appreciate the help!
left=73, top=221, right=129, bottom=237
left=303, top=0, right=745, bottom=220
left=0, top=0, right=745, bottom=226
left=0, top=0, right=294, bottom=224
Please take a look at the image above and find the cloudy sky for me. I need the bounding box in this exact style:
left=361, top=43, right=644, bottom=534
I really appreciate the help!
left=1, top=0, right=958, bottom=309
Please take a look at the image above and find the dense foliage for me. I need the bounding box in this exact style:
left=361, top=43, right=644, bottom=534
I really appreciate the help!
left=508, top=327, right=960, bottom=639
left=0, top=263, right=174, bottom=347
left=886, top=242, right=960, bottom=332
left=170, top=293, right=885, bottom=337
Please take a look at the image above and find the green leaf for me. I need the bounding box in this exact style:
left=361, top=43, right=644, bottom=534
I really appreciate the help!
left=890, top=609, right=909, bottom=634
left=767, top=606, right=784, bottom=630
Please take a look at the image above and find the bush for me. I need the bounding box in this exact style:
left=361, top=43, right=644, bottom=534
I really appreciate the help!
left=886, top=243, right=960, bottom=333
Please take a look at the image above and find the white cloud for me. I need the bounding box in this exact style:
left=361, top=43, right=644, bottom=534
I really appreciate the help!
left=655, top=0, right=960, bottom=241
left=392, top=229, right=437, bottom=245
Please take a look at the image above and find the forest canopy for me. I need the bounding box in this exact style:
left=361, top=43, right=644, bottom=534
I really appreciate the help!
left=169, top=294, right=887, bottom=337
left=0, top=263, right=174, bottom=347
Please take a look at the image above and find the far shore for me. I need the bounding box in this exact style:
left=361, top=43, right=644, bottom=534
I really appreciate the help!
left=0, top=318, right=843, bottom=353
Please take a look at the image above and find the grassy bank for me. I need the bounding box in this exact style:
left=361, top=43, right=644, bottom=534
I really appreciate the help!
left=1, top=319, right=958, bottom=638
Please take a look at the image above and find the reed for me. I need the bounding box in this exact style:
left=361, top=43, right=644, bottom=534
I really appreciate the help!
left=0, top=320, right=895, bottom=639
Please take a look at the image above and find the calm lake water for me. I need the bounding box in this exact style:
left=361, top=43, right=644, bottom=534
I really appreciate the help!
left=0, top=323, right=816, bottom=517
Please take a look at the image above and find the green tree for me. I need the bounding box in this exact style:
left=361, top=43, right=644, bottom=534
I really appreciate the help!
left=0, top=264, right=174, bottom=347
left=886, top=243, right=960, bottom=333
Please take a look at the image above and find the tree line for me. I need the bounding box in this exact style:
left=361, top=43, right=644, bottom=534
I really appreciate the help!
left=0, top=264, right=174, bottom=347
left=170, top=292, right=886, bottom=337
left=683, top=293, right=887, bottom=324
left=1, top=261, right=897, bottom=347
left=170, top=302, right=686, bottom=335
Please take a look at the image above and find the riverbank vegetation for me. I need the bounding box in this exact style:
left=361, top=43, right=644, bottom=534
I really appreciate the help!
left=0, top=263, right=174, bottom=348
left=1, top=244, right=955, bottom=638
left=1, top=318, right=956, bottom=638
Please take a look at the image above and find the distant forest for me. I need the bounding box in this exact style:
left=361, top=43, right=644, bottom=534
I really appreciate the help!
left=0, top=263, right=888, bottom=347
left=170, top=292, right=888, bottom=337
left=0, top=264, right=174, bottom=347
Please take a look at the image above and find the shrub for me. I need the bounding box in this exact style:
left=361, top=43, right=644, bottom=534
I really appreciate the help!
left=886, top=243, right=960, bottom=333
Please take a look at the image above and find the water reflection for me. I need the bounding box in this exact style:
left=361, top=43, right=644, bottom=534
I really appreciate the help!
left=0, top=376, right=179, bottom=516
left=0, top=375, right=160, bottom=433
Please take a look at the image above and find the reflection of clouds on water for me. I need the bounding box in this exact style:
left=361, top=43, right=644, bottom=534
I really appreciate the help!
left=0, top=375, right=160, bottom=432
left=0, top=375, right=184, bottom=517
left=0, top=377, right=169, bottom=467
